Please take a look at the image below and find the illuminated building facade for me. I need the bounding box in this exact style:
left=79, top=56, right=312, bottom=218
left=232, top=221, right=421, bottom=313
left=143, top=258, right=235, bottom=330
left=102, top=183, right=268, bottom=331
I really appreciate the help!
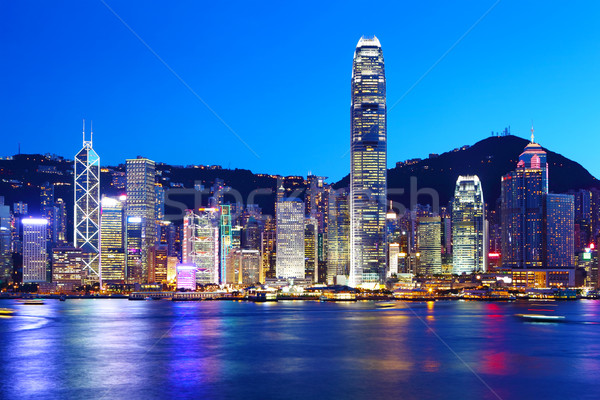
left=183, top=209, right=219, bottom=284
left=349, top=36, right=387, bottom=287
left=22, top=218, right=48, bottom=283
left=501, top=136, right=548, bottom=269
left=327, top=189, right=350, bottom=284
left=452, top=175, right=486, bottom=275
left=502, top=135, right=575, bottom=275
left=544, top=194, right=574, bottom=268
left=148, top=244, right=168, bottom=283
left=74, top=125, right=100, bottom=283
left=219, top=205, right=232, bottom=285
left=176, top=264, right=196, bottom=291
left=276, top=199, right=305, bottom=279
left=0, top=197, right=11, bottom=283
left=261, top=217, right=277, bottom=279
left=52, top=247, right=84, bottom=292
left=126, top=157, right=156, bottom=282
left=304, top=217, right=318, bottom=282
left=126, top=216, right=143, bottom=282
left=417, top=216, right=442, bottom=275
left=100, top=196, right=126, bottom=283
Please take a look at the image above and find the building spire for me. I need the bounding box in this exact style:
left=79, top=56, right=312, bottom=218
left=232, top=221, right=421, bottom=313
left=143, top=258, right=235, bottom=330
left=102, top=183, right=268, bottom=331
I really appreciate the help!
left=82, top=119, right=86, bottom=143
left=530, top=123, right=535, bottom=144
left=90, top=120, right=93, bottom=145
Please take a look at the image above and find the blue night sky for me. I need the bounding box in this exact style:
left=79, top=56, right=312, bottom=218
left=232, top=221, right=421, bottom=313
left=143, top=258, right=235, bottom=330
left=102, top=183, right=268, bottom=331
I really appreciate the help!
left=1, top=1, right=599, bottom=181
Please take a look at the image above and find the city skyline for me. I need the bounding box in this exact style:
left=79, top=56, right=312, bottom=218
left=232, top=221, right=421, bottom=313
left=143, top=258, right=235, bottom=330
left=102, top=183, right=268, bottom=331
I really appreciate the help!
left=2, top=2, right=600, bottom=181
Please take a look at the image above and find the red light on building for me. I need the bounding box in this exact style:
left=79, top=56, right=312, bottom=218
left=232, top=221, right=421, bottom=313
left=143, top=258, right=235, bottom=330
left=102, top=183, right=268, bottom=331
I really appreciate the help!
left=488, top=252, right=500, bottom=259
left=590, top=243, right=595, bottom=250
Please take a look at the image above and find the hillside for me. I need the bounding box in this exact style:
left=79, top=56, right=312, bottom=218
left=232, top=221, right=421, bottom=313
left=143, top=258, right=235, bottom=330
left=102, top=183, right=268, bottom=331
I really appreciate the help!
left=335, top=135, right=600, bottom=208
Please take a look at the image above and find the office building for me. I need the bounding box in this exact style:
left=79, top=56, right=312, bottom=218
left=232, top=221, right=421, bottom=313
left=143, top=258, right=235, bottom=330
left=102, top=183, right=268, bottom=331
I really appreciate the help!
left=100, top=196, right=126, bottom=283
left=176, top=264, right=196, bottom=291
left=417, top=216, right=442, bottom=275
left=0, top=197, right=12, bottom=283
left=452, top=175, right=486, bottom=275
left=182, top=209, right=219, bottom=284
left=52, top=247, right=84, bottom=292
left=126, top=157, right=156, bottom=282
left=22, top=218, right=48, bottom=283
left=349, top=36, right=387, bottom=287
left=304, top=217, right=318, bottom=282
left=276, top=199, right=305, bottom=279
left=327, top=189, right=350, bottom=284
left=74, top=124, right=100, bottom=283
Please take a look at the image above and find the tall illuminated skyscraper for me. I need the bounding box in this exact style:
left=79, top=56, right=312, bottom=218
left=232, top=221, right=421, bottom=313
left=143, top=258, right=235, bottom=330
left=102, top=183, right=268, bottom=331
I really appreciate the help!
left=327, top=189, right=350, bottom=284
left=276, top=199, right=305, bottom=279
left=22, top=218, right=48, bottom=283
left=74, top=123, right=100, bottom=284
left=126, top=157, right=156, bottom=282
left=349, top=36, right=387, bottom=287
left=100, top=196, right=126, bottom=283
left=452, top=176, right=486, bottom=275
left=0, top=197, right=12, bottom=284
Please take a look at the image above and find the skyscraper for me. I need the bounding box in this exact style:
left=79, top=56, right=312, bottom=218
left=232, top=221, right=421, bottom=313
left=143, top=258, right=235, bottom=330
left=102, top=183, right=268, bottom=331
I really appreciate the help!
left=304, top=217, right=318, bottom=282
left=327, top=188, right=350, bottom=284
left=0, top=197, right=12, bottom=283
left=349, top=36, right=387, bottom=287
left=417, top=216, right=442, bottom=275
left=501, top=133, right=548, bottom=269
left=22, top=218, right=48, bottom=283
left=126, top=157, right=156, bottom=282
left=276, top=199, right=305, bottom=279
left=100, top=196, right=126, bottom=283
left=74, top=124, right=100, bottom=284
left=452, top=175, right=486, bottom=275
left=501, top=133, right=575, bottom=274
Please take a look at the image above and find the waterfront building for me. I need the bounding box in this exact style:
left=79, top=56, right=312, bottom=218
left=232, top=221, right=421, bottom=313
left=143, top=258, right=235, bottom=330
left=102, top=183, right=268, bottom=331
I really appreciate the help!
left=148, top=244, right=168, bottom=283
left=100, top=196, right=126, bottom=283
left=327, top=188, right=350, bottom=284
left=417, top=216, right=442, bottom=275
left=52, top=247, right=84, bottom=292
left=182, top=208, right=219, bottom=285
left=74, top=124, right=100, bottom=283
left=452, top=175, right=486, bottom=275
left=226, top=249, right=261, bottom=285
left=388, top=242, right=400, bottom=276
left=349, top=36, right=387, bottom=287
left=276, top=199, right=305, bottom=279
left=126, top=157, right=156, bottom=282
left=22, top=218, right=48, bottom=283
left=176, top=264, right=196, bottom=291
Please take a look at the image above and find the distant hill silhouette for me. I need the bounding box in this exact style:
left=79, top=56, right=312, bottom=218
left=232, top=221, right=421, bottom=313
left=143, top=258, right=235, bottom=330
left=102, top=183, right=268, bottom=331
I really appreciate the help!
left=335, top=135, right=600, bottom=209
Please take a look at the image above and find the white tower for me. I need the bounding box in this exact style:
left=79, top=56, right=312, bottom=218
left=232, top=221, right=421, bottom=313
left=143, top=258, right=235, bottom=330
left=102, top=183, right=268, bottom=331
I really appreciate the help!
left=74, top=121, right=101, bottom=284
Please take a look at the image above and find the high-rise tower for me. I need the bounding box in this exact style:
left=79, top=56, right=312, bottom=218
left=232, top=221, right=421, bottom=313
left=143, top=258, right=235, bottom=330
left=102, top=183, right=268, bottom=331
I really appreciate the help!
left=452, top=175, right=486, bottom=275
left=349, top=36, right=387, bottom=287
left=74, top=122, right=101, bottom=284
left=126, top=157, right=156, bottom=282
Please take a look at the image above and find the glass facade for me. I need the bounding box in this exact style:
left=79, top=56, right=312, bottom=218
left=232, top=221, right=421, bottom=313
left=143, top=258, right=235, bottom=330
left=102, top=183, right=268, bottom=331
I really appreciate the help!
left=452, top=175, right=486, bottom=275
left=327, top=188, right=350, bottom=284
left=100, top=197, right=125, bottom=282
left=126, top=157, right=156, bottom=282
left=74, top=130, right=100, bottom=283
left=544, top=194, right=574, bottom=268
left=350, top=36, right=387, bottom=287
left=22, top=219, right=48, bottom=283
left=276, top=199, right=305, bottom=279
left=417, top=216, right=442, bottom=275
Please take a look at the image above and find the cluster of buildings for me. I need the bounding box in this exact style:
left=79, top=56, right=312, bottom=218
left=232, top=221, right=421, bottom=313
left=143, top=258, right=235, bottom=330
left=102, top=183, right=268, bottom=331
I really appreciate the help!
left=0, top=36, right=598, bottom=294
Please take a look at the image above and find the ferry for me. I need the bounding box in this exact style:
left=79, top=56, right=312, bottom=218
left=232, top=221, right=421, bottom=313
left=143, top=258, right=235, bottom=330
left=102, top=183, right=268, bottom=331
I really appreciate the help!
left=374, top=301, right=397, bottom=308
left=515, top=314, right=566, bottom=322
left=249, top=291, right=278, bottom=302
left=18, top=299, right=45, bottom=305
left=319, top=292, right=357, bottom=302
left=0, top=308, right=16, bottom=316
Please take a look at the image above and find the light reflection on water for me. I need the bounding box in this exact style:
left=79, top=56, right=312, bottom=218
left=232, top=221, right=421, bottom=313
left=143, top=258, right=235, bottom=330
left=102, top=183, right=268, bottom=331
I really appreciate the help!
left=0, top=300, right=599, bottom=399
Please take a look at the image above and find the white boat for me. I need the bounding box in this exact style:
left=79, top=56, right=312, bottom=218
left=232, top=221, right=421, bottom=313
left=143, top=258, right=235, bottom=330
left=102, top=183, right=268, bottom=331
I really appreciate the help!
left=515, top=314, right=566, bottom=322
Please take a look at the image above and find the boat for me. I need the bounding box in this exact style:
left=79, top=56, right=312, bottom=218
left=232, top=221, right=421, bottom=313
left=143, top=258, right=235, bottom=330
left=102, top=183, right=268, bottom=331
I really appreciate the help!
left=249, top=291, right=278, bottom=302
left=515, top=314, right=566, bottom=322
left=375, top=301, right=397, bottom=308
left=0, top=308, right=15, bottom=315
left=18, top=299, right=45, bottom=305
